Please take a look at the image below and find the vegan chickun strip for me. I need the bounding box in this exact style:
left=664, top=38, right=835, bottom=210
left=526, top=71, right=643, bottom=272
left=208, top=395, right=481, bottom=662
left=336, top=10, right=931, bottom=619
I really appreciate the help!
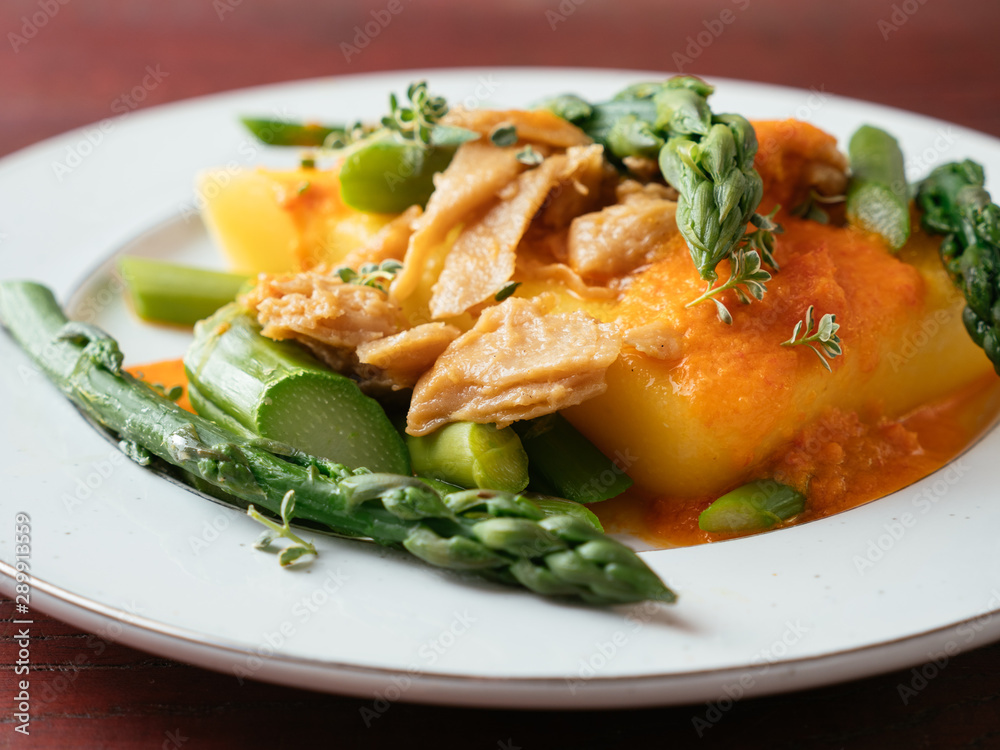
left=406, top=295, right=622, bottom=435
left=430, top=144, right=605, bottom=319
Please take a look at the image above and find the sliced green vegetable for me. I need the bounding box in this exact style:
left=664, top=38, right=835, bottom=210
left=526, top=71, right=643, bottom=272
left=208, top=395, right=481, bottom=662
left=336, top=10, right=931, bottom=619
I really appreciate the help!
left=514, top=414, right=632, bottom=503
left=0, top=280, right=675, bottom=605
left=698, top=480, right=806, bottom=533
left=535, top=93, right=593, bottom=124
left=529, top=496, right=604, bottom=533
left=338, top=136, right=456, bottom=214
left=846, top=124, right=911, bottom=251
left=184, top=303, right=409, bottom=474
left=407, top=422, right=529, bottom=493
left=241, top=117, right=346, bottom=147
left=118, top=256, right=249, bottom=327
left=915, top=159, right=1000, bottom=371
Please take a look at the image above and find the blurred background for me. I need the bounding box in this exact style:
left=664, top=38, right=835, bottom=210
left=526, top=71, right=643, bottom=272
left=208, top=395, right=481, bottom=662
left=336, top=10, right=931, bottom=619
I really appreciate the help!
left=2, top=0, right=998, bottom=158
left=2, top=0, right=999, bottom=747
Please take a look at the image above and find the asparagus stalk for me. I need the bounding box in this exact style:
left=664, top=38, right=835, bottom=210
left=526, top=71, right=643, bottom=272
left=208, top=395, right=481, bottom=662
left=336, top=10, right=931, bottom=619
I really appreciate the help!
left=337, top=135, right=458, bottom=213
left=915, top=160, right=1000, bottom=371
left=244, top=83, right=477, bottom=214
left=185, top=303, right=410, bottom=474
left=416, top=476, right=604, bottom=532
left=699, top=480, right=805, bottom=533
left=845, top=125, right=910, bottom=250
left=406, top=422, right=529, bottom=493
left=119, top=256, right=249, bottom=326
left=541, top=77, right=780, bottom=323
left=528, top=496, right=604, bottom=533
left=0, top=281, right=674, bottom=605
left=241, top=117, right=348, bottom=147
left=514, top=414, right=632, bottom=503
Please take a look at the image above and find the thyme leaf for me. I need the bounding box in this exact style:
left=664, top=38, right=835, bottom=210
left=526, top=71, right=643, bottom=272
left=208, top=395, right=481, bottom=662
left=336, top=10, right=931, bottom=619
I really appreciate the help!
left=780, top=305, right=843, bottom=371
left=335, top=259, right=404, bottom=293
left=247, top=490, right=317, bottom=568
left=495, top=281, right=521, bottom=302
left=381, top=81, right=449, bottom=146
left=490, top=124, right=518, bottom=147
left=685, top=247, right=772, bottom=323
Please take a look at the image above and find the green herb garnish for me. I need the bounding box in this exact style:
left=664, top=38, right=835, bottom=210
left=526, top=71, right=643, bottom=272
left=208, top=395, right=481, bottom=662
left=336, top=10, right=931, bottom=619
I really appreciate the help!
left=781, top=305, right=842, bottom=371
left=335, top=259, right=404, bottom=293
left=494, top=281, right=521, bottom=301
left=490, top=124, right=518, bottom=147
left=382, top=81, right=450, bottom=146
left=685, top=246, right=772, bottom=325
left=516, top=145, right=543, bottom=166
left=248, top=490, right=318, bottom=567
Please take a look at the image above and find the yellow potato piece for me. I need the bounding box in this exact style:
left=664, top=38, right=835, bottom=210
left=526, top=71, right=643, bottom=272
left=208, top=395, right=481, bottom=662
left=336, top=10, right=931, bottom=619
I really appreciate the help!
left=563, top=222, right=993, bottom=497
left=197, top=167, right=392, bottom=273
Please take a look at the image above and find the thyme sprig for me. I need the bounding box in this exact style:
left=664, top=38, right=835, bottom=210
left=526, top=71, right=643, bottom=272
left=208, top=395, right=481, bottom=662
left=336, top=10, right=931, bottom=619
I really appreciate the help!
left=382, top=81, right=449, bottom=145
left=494, top=281, right=521, bottom=302
left=781, top=305, right=843, bottom=371
left=684, top=248, right=772, bottom=325
left=335, top=259, right=404, bottom=293
left=516, top=145, right=544, bottom=166
left=742, top=207, right=783, bottom=271
left=248, top=490, right=317, bottom=567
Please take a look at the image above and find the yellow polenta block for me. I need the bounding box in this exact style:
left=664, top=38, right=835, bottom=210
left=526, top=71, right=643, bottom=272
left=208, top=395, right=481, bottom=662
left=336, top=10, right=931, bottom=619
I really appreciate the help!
left=563, top=220, right=992, bottom=498
left=197, top=167, right=392, bottom=273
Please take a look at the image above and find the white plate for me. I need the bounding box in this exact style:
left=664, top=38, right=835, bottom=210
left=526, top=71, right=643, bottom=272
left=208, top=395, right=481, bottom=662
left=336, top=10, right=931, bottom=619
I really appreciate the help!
left=2, top=68, right=1000, bottom=710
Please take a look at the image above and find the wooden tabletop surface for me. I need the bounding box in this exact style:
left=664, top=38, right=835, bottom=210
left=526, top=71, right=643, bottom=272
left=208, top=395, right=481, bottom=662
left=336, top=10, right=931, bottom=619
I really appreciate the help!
left=2, top=0, right=1000, bottom=747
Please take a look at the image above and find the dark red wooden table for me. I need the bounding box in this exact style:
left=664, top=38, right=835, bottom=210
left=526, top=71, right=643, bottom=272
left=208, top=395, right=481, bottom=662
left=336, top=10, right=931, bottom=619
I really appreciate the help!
left=3, top=0, right=1000, bottom=746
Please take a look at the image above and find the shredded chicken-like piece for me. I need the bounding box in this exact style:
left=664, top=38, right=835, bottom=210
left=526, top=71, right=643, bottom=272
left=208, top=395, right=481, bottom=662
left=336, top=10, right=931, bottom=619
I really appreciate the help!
left=623, top=320, right=682, bottom=360
left=429, top=149, right=603, bottom=319
left=753, top=120, right=849, bottom=218
left=616, top=179, right=679, bottom=204
left=392, top=142, right=525, bottom=301
left=515, top=254, right=618, bottom=301
left=566, top=197, right=679, bottom=282
left=406, top=295, right=622, bottom=435
left=620, top=156, right=662, bottom=183
left=356, top=322, right=462, bottom=390
left=244, top=271, right=400, bottom=350
left=441, top=107, right=591, bottom=149
left=340, top=205, right=421, bottom=270
left=535, top=144, right=614, bottom=230
left=804, top=159, right=849, bottom=198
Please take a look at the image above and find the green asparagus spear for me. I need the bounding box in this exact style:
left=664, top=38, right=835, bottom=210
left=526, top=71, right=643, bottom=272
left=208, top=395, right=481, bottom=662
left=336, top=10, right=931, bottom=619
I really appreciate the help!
left=118, top=256, right=250, bottom=327
left=185, top=303, right=410, bottom=474
left=846, top=125, right=910, bottom=250
left=528, top=496, right=604, bottom=533
left=699, top=480, right=805, bottom=533
left=0, top=281, right=674, bottom=605
left=406, top=422, right=529, bottom=493
left=540, top=77, right=780, bottom=323
left=241, top=117, right=349, bottom=148
left=338, top=135, right=458, bottom=214
left=915, top=160, right=1000, bottom=371
left=513, top=414, right=632, bottom=503
left=244, top=83, right=477, bottom=215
